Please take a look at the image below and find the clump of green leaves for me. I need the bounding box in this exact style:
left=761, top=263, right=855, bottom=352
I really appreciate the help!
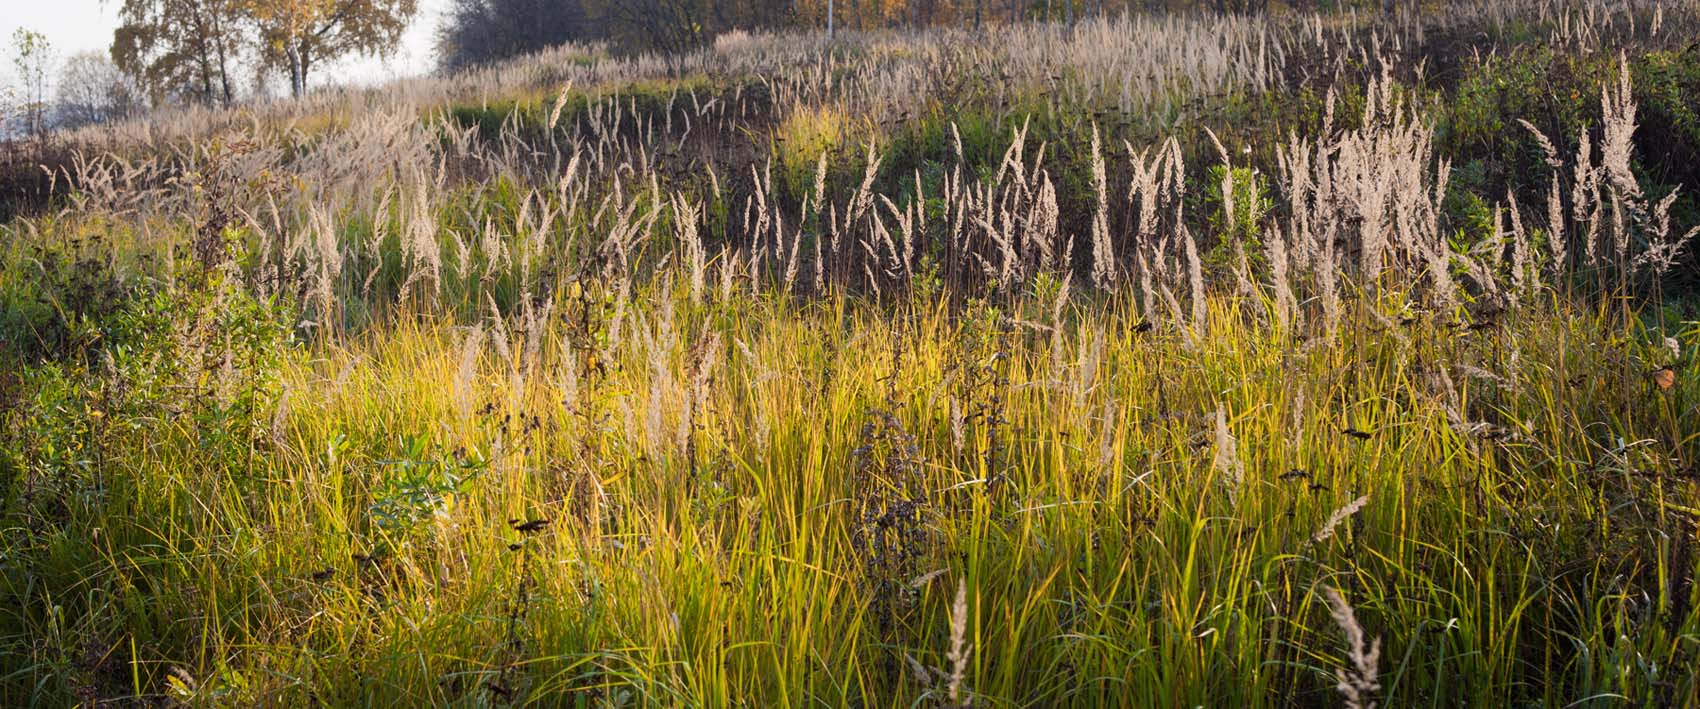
left=368, top=434, right=487, bottom=549
left=1203, top=164, right=1272, bottom=275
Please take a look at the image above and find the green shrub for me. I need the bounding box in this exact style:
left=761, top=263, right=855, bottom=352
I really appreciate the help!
left=774, top=104, right=851, bottom=203
left=1202, top=164, right=1272, bottom=275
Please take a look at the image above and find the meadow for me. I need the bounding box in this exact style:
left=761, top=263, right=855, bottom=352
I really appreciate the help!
left=3, top=0, right=1700, bottom=705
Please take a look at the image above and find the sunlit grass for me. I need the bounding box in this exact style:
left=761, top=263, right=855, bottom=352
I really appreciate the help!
left=4, top=272, right=1694, bottom=704
left=4, top=1, right=1700, bottom=704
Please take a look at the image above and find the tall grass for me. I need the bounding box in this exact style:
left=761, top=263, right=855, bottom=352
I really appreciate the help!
left=2, top=0, right=1698, bottom=705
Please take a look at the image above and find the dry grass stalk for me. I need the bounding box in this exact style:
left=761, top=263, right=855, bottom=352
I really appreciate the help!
left=1323, top=587, right=1382, bottom=709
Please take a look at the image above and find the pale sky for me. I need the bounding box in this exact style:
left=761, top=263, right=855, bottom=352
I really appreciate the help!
left=1, top=0, right=452, bottom=97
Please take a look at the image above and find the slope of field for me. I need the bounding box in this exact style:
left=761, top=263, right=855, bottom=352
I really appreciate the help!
left=3, top=1, right=1700, bottom=705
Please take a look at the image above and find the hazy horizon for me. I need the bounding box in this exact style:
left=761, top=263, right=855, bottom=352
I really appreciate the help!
left=1, top=0, right=452, bottom=100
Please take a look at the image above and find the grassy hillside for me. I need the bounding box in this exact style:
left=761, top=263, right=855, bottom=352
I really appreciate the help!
left=3, top=1, right=1700, bottom=705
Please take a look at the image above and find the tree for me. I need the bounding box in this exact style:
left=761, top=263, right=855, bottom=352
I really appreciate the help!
left=245, top=0, right=420, bottom=98
left=0, top=84, right=12, bottom=141
left=436, top=0, right=593, bottom=72
left=113, top=0, right=247, bottom=107
left=598, top=0, right=714, bottom=55
left=9, top=29, right=53, bottom=138
left=56, top=51, right=146, bottom=129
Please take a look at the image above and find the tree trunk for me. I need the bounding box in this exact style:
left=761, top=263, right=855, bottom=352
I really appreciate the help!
left=288, top=43, right=306, bottom=98
left=189, top=7, right=216, bottom=105
left=216, top=39, right=233, bottom=107
left=196, top=44, right=215, bottom=105
left=206, top=8, right=234, bottom=107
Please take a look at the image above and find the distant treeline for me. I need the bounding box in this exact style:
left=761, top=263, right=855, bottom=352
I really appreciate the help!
left=437, top=0, right=1337, bottom=69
